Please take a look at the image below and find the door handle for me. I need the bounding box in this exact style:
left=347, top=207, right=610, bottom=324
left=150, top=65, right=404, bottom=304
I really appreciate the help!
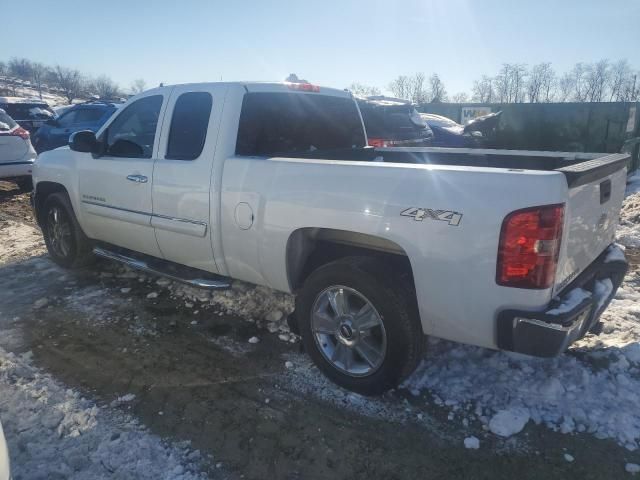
left=126, top=174, right=148, bottom=183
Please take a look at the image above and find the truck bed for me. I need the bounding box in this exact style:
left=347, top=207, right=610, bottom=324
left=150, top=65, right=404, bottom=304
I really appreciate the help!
left=282, top=147, right=630, bottom=187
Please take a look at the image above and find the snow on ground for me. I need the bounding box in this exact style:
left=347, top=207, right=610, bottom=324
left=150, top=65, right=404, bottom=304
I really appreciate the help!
left=0, top=218, right=45, bottom=264
left=618, top=173, right=640, bottom=248
left=0, top=348, right=208, bottom=479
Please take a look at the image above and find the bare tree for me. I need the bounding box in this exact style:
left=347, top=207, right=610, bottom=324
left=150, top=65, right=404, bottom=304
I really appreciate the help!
left=583, top=60, right=610, bottom=102
left=0, top=62, right=6, bottom=76
left=527, top=63, right=555, bottom=103
left=556, top=73, right=574, bottom=102
left=129, top=78, right=147, bottom=95
left=90, top=75, right=121, bottom=99
left=388, top=75, right=411, bottom=100
left=31, top=62, right=49, bottom=100
left=451, top=92, right=469, bottom=103
left=495, top=64, right=527, bottom=103
left=428, top=74, right=447, bottom=102
left=570, top=63, right=589, bottom=102
left=8, top=58, right=33, bottom=80
left=53, top=66, right=84, bottom=103
left=472, top=75, right=494, bottom=103
left=608, top=60, right=638, bottom=102
left=408, top=72, right=428, bottom=103
left=348, top=82, right=381, bottom=97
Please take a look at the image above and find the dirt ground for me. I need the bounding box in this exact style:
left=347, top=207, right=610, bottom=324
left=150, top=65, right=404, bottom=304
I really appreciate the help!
left=0, top=180, right=638, bottom=480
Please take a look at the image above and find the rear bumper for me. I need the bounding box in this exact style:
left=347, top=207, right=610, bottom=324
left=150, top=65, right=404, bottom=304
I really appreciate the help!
left=497, top=244, right=628, bottom=357
left=0, top=161, right=35, bottom=179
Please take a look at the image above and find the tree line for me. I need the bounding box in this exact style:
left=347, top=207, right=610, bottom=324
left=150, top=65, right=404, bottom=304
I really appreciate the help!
left=0, top=57, right=147, bottom=104
left=351, top=59, right=640, bottom=104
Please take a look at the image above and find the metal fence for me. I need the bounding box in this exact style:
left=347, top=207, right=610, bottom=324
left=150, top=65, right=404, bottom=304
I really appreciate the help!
left=419, top=102, right=640, bottom=173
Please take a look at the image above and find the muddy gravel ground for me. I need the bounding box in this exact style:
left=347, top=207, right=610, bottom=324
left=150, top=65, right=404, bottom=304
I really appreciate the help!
left=0, top=180, right=638, bottom=479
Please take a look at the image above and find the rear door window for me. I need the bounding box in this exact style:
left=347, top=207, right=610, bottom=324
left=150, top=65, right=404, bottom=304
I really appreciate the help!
left=166, top=92, right=212, bottom=160
left=236, top=93, right=365, bottom=156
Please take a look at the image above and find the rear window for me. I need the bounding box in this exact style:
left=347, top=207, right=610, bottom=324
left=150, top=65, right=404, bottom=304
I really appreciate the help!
left=166, top=92, right=212, bottom=160
left=0, top=110, right=17, bottom=131
left=1, top=103, right=55, bottom=121
left=236, top=93, right=365, bottom=156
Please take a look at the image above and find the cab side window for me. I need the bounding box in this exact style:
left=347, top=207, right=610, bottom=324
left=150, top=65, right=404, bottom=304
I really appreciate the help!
left=166, top=92, right=212, bottom=160
left=105, top=95, right=163, bottom=158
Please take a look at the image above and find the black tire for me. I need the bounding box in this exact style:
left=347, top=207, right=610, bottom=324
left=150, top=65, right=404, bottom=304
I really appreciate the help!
left=16, top=177, right=33, bottom=192
left=41, top=192, right=94, bottom=268
left=296, top=256, right=424, bottom=395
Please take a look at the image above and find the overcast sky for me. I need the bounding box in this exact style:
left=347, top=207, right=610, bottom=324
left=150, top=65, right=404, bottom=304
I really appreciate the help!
left=4, top=0, right=639, bottom=94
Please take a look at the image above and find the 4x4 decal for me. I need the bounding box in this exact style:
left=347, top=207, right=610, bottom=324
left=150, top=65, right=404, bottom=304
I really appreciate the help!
left=401, top=207, right=463, bottom=226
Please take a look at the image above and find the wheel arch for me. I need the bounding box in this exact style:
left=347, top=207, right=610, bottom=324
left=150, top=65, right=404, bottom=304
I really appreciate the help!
left=34, top=181, right=70, bottom=228
left=285, top=227, right=417, bottom=299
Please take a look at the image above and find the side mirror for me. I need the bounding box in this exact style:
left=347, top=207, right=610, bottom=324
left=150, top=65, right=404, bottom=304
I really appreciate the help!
left=46, top=118, right=59, bottom=127
left=69, top=130, right=98, bottom=153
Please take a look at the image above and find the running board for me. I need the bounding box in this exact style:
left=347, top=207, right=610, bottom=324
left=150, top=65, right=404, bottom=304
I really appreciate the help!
left=93, top=246, right=231, bottom=290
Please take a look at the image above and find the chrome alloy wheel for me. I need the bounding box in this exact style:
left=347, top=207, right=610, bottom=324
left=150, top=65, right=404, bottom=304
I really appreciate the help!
left=46, top=206, right=72, bottom=258
left=311, top=286, right=387, bottom=377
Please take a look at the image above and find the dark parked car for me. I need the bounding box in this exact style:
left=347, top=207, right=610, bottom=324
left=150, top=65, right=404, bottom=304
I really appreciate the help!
left=0, top=97, right=56, bottom=134
left=357, top=97, right=433, bottom=147
left=32, top=101, right=121, bottom=153
left=33, top=101, right=121, bottom=153
left=420, top=111, right=502, bottom=148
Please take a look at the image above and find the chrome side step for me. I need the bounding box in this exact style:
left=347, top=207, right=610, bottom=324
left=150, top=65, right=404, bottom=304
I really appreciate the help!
left=93, top=246, right=231, bottom=290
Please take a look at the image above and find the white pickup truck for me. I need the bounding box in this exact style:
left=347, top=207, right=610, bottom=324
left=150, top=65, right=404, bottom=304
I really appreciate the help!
left=32, top=81, right=630, bottom=394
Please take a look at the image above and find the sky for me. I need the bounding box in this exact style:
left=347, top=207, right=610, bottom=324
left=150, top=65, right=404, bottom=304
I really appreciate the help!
left=3, top=0, right=639, bottom=95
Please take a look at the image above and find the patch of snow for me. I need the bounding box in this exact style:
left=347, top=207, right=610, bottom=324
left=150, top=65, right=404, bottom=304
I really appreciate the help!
left=593, top=278, right=614, bottom=312
left=0, top=219, right=45, bottom=265
left=463, top=436, right=480, bottom=449
left=627, top=463, right=640, bottom=474
left=488, top=408, right=530, bottom=437
left=617, top=188, right=640, bottom=248
left=547, top=288, right=591, bottom=316
left=248, top=336, right=260, bottom=344
left=605, top=243, right=627, bottom=263
left=564, top=453, right=574, bottom=462
left=0, top=348, right=207, bottom=479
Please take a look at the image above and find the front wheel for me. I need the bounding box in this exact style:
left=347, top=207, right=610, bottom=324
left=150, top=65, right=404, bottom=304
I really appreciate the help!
left=41, top=192, right=94, bottom=268
left=296, top=256, right=424, bottom=395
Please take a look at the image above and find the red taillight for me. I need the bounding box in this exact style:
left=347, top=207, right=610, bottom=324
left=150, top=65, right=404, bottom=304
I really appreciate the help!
left=496, top=204, right=564, bottom=289
left=0, top=127, right=30, bottom=140
left=286, top=82, right=320, bottom=92
left=368, top=138, right=388, bottom=148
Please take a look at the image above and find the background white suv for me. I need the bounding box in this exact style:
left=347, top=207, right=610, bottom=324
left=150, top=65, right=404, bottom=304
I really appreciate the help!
left=0, top=108, right=36, bottom=191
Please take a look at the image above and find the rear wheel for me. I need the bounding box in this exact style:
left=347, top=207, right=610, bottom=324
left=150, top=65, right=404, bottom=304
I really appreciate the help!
left=296, top=256, right=423, bottom=395
left=41, top=192, right=94, bottom=268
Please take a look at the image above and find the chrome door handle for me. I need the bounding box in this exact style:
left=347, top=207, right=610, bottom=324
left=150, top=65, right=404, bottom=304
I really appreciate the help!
left=126, top=174, right=148, bottom=183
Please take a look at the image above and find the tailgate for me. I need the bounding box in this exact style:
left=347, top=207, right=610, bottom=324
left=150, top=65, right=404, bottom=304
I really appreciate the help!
left=553, top=153, right=629, bottom=295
